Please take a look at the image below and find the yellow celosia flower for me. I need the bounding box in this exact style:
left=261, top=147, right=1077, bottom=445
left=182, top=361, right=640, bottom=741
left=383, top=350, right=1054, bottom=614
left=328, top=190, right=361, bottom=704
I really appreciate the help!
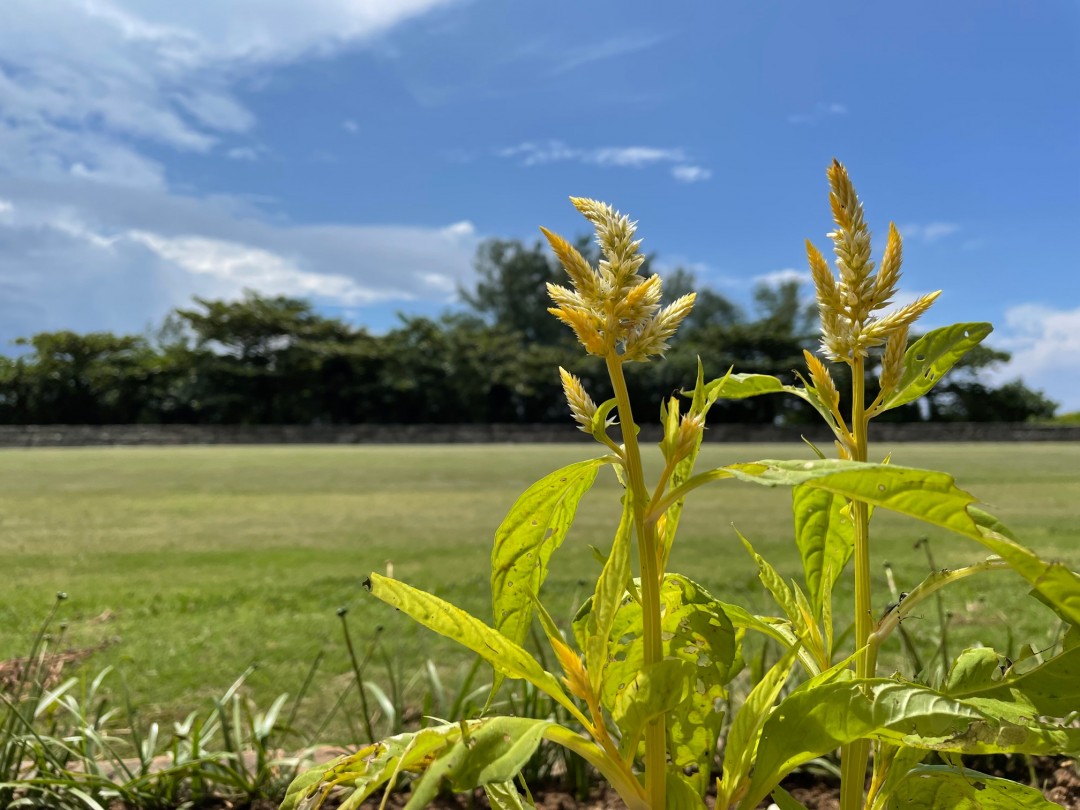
left=809, top=160, right=941, bottom=363
left=543, top=198, right=694, bottom=361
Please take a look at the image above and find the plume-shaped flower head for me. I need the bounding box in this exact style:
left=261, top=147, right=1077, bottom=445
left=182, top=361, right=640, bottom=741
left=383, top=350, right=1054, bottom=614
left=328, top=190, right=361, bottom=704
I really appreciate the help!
left=542, top=198, right=694, bottom=361
left=809, top=160, right=940, bottom=362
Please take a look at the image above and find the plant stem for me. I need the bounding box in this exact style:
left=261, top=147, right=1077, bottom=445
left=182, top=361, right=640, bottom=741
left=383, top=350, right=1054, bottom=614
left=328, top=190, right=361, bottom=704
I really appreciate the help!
left=840, top=355, right=872, bottom=810
left=606, top=353, right=666, bottom=810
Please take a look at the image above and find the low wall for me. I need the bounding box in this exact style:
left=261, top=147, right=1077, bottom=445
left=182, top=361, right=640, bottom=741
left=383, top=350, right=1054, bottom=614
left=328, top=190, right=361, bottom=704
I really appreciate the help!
left=0, top=422, right=1077, bottom=447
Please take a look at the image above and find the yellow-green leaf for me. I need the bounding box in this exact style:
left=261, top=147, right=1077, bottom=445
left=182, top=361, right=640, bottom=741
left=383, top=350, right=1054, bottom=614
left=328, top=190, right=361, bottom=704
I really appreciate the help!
left=886, top=765, right=1061, bottom=809
left=879, top=322, right=993, bottom=411
left=366, top=574, right=580, bottom=720
left=491, top=458, right=604, bottom=652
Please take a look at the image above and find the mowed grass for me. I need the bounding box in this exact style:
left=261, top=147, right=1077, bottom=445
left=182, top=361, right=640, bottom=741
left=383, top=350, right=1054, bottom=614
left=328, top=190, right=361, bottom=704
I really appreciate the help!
left=1, top=442, right=1078, bottom=742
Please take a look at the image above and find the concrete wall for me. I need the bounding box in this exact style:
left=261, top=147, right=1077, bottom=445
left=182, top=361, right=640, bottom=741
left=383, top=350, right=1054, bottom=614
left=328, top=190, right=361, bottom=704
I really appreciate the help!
left=0, top=422, right=1077, bottom=447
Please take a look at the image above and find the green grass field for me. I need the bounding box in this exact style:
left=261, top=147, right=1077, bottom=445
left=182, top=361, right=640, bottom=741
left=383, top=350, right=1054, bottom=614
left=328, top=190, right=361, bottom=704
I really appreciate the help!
left=1, top=442, right=1078, bottom=743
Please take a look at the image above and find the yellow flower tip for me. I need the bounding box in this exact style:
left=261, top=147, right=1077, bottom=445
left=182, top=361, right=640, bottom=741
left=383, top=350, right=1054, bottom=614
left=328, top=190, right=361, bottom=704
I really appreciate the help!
left=559, top=367, right=598, bottom=431
left=551, top=636, right=590, bottom=702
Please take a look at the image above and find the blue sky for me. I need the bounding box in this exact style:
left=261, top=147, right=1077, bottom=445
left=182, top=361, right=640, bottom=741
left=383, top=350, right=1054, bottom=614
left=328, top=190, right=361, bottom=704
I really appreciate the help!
left=0, top=1, right=1078, bottom=410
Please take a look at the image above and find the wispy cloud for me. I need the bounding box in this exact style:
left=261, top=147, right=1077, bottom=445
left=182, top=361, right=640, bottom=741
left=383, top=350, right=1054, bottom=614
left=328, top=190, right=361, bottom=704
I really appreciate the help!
left=226, top=146, right=261, bottom=161
left=898, top=221, right=961, bottom=243
left=343, top=119, right=360, bottom=134
left=671, top=165, right=711, bottom=183
left=548, top=32, right=669, bottom=76
left=788, top=101, right=848, bottom=125
left=499, top=140, right=709, bottom=181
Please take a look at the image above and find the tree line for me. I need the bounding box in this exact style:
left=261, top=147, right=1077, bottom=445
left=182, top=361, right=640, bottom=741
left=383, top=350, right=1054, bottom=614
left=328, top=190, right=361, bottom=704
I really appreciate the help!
left=0, top=237, right=1057, bottom=425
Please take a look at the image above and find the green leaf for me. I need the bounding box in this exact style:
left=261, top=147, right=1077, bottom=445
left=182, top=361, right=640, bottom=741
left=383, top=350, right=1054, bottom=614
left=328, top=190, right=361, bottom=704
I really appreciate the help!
left=771, top=785, right=811, bottom=810
left=281, top=725, right=454, bottom=810
left=612, top=658, right=695, bottom=756
left=944, top=648, right=1003, bottom=695
left=491, top=458, right=604, bottom=656
left=742, top=679, right=1080, bottom=810
left=577, top=574, right=736, bottom=796
left=886, top=765, right=1061, bottom=809
left=950, top=644, right=1080, bottom=718
left=483, top=781, right=530, bottom=810
left=728, top=459, right=1080, bottom=627
left=879, top=322, right=993, bottom=411
left=792, top=485, right=854, bottom=615
left=666, top=768, right=709, bottom=810
left=405, top=718, right=552, bottom=810
left=717, top=643, right=801, bottom=809
left=366, top=574, right=580, bottom=720
left=704, top=372, right=787, bottom=402
left=739, top=532, right=814, bottom=649
left=585, top=492, right=634, bottom=696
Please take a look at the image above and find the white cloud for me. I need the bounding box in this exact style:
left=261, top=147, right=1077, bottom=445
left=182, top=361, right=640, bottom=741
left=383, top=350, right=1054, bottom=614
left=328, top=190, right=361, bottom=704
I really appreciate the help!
left=342, top=119, right=360, bottom=134
left=128, top=231, right=387, bottom=304
left=499, top=140, right=703, bottom=176
left=0, top=2, right=474, bottom=341
left=788, top=101, right=848, bottom=125
left=671, top=165, right=711, bottom=183
left=988, top=303, right=1080, bottom=412
left=754, top=268, right=809, bottom=287
left=898, top=221, right=961, bottom=243
left=0, top=182, right=480, bottom=342
left=0, top=0, right=457, bottom=180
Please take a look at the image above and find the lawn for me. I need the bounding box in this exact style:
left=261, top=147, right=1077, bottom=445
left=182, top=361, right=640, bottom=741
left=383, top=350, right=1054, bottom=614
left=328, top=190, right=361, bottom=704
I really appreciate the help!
left=1, top=441, right=1078, bottom=744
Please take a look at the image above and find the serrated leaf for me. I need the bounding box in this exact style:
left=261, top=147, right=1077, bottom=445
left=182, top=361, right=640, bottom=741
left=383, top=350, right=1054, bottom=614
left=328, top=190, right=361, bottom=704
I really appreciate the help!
left=491, top=458, right=604, bottom=656
left=880, top=322, right=993, bottom=411
left=742, top=679, right=1080, bottom=810
left=886, top=765, right=1061, bottom=809
left=405, top=718, right=552, bottom=810
left=792, top=485, right=854, bottom=614
left=367, top=574, right=580, bottom=719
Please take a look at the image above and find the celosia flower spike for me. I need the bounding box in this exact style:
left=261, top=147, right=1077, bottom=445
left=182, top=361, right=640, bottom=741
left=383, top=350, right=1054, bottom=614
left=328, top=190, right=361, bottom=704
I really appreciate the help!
left=559, top=367, right=598, bottom=432
left=544, top=197, right=694, bottom=362
left=808, top=160, right=941, bottom=362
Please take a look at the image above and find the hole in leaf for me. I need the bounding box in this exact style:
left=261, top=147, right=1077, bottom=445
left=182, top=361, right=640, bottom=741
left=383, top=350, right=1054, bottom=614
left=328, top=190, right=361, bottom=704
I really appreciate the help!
left=613, top=651, right=627, bottom=662
left=878, top=484, right=886, bottom=492
left=661, top=631, right=675, bottom=641
left=543, top=528, right=555, bottom=540
left=915, top=354, right=925, bottom=362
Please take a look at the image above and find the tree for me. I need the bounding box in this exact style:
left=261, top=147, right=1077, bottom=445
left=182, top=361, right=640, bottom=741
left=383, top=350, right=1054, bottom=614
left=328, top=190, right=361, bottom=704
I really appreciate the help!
left=0, top=331, right=160, bottom=424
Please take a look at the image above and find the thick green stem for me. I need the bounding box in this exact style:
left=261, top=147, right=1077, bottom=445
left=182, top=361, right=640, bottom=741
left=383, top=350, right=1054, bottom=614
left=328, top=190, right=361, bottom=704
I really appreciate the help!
left=840, top=355, right=872, bottom=810
left=606, top=353, right=666, bottom=810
